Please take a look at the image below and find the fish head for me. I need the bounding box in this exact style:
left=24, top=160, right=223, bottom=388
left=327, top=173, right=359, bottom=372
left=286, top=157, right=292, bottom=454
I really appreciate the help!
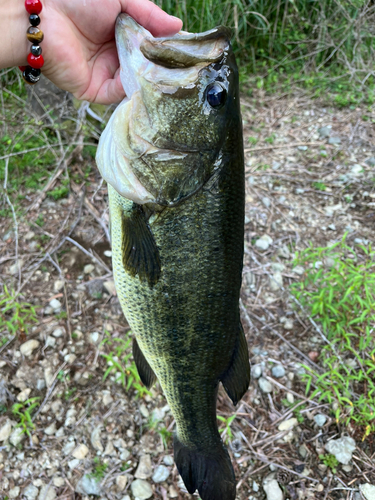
left=96, top=14, right=240, bottom=206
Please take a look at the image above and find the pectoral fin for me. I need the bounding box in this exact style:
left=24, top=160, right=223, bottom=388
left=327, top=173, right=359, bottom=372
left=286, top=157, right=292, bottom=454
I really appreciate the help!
left=121, top=203, right=161, bottom=287
left=133, top=338, right=157, bottom=389
left=220, top=322, right=250, bottom=405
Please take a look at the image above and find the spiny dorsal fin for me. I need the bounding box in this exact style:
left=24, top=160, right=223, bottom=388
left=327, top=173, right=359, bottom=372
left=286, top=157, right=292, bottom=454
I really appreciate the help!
left=121, top=203, right=161, bottom=287
left=133, top=338, right=157, bottom=389
left=220, top=322, right=250, bottom=405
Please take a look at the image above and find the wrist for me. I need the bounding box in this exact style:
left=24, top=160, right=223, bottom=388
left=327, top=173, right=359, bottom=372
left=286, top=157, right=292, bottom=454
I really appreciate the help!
left=2, top=0, right=29, bottom=68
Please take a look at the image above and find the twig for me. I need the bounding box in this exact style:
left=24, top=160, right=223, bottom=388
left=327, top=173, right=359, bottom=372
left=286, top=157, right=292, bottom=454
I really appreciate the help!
left=3, top=158, right=20, bottom=288
left=65, top=237, right=112, bottom=274
left=244, top=141, right=323, bottom=152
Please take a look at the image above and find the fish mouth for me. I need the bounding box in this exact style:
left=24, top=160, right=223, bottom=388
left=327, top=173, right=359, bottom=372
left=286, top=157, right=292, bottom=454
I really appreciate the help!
left=96, top=15, right=231, bottom=205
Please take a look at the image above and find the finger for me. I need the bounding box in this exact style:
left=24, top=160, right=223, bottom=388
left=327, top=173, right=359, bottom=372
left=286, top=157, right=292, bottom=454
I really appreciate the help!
left=121, top=0, right=182, bottom=36
left=89, top=71, right=126, bottom=105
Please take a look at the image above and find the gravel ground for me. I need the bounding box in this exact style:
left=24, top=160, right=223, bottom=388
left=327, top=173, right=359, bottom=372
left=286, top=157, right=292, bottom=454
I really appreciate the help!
left=1, top=90, right=375, bottom=500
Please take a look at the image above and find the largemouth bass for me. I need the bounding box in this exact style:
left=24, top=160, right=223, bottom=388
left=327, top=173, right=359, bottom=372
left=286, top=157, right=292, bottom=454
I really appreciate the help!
left=96, top=14, right=250, bottom=500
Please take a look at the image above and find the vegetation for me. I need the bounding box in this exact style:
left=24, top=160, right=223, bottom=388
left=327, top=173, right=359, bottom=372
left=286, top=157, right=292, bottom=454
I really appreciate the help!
left=0, top=285, right=38, bottom=338
left=156, top=0, right=375, bottom=104
left=319, top=453, right=339, bottom=473
left=291, top=235, right=375, bottom=438
left=11, top=397, right=40, bottom=438
left=89, top=457, right=109, bottom=481
left=217, top=414, right=237, bottom=443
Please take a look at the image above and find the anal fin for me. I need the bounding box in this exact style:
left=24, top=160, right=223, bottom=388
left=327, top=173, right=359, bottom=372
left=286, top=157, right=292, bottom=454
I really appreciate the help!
left=121, top=203, right=161, bottom=287
left=220, top=322, right=250, bottom=405
left=133, top=338, right=157, bottom=389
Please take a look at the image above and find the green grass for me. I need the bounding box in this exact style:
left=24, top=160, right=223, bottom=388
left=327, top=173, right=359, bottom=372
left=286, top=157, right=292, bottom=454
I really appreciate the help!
left=319, top=453, right=339, bottom=473
left=0, top=285, right=38, bottom=337
left=89, top=457, right=109, bottom=481
left=217, top=414, right=237, bottom=443
left=11, top=397, right=40, bottom=438
left=146, top=414, right=173, bottom=448
left=291, top=235, right=375, bottom=439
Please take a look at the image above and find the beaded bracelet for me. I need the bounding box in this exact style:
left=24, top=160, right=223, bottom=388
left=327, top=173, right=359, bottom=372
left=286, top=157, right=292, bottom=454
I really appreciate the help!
left=19, top=0, right=44, bottom=85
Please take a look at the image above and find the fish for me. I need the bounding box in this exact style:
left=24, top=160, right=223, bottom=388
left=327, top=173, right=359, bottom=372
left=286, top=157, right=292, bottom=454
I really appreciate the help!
left=96, top=14, right=250, bottom=500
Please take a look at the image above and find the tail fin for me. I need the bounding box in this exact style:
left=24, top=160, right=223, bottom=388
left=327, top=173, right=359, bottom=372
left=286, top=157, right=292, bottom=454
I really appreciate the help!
left=174, top=436, right=236, bottom=500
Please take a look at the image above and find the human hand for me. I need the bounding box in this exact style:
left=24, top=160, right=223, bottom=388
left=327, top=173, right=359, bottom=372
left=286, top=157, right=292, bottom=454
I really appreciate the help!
left=39, top=0, right=182, bottom=104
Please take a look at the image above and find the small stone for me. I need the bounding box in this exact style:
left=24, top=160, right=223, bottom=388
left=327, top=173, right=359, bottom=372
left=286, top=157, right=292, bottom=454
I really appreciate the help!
left=23, top=484, right=39, bottom=500
left=38, top=485, right=56, bottom=500
left=251, top=364, right=262, bottom=379
left=84, top=264, right=95, bottom=274
left=365, top=157, right=375, bottom=167
left=262, top=197, right=271, bottom=208
left=286, top=393, right=294, bottom=404
left=49, top=298, right=62, bottom=311
left=325, top=436, right=356, bottom=464
left=53, top=477, right=65, bottom=488
left=90, top=331, right=100, bottom=344
left=91, top=426, right=103, bottom=452
left=9, top=259, right=24, bottom=275
left=63, top=440, right=76, bottom=456
left=10, top=427, right=25, bottom=446
left=116, top=475, right=128, bottom=491
left=44, top=422, right=57, bottom=435
left=263, top=479, right=284, bottom=500
left=72, top=443, right=89, bottom=459
left=103, top=440, right=115, bottom=456
left=9, top=486, right=20, bottom=498
left=169, top=485, right=178, bottom=498
left=163, top=455, right=174, bottom=466
left=135, top=454, right=153, bottom=479
left=342, top=465, right=352, bottom=472
left=278, top=418, right=298, bottom=431
left=103, top=280, right=116, bottom=295
left=328, top=136, right=341, bottom=145
left=270, top=271, right=283, bottom=291
left=52, top=328, right=64, bottom=338
left=283, top=319, right=293, bottom=330
left=152, top=465, right=170, bottom=483
left=102, top=391, right=113, bottom=406
left=350, top=164, right=363, bottom=175
left=271, top=365, right=285, bottom=378
left=253, top=481, right=259, bottom=492
left=20, top=339, right=40, bottom=357
left=76, top=475, right=102, bottom=496
left=131, top=479, right=153, bottom=499
left=298, top=145, right=307, bottom=151
left=292, top=265, right=304, bottom=275
left=139, top=403, right=149, bottom=418
left=68, top=458, right=80, bottom=469
left=120, top=450, right=131, bottom=461
left=255, top=235, right=273, bottom=251
left=53, top=280, right=65, bottom=292
left=318, top=126, right=331, bottom=137
left=314, top=414, right=327, bottom=427
left=0, top=419, right=12, bottom=442
left=299, top=445, right=308, bottom=459
left=360, top=483, right=375, bottom=500
left=258, top=377, right=273, bottom=393
left=25, top=231, right=35, bottom=240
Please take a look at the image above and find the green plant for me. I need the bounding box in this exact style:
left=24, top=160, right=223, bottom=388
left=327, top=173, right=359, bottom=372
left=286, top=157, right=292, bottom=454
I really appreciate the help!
left=146, top=414, right=172, bottom=449
left=0, top=285, right=38, bottom=336
left=319, top=453, right=339, bottom=474
left=89, top=457, right=108, bottom=480
left=217, top=414, right=236, bottom=443
left=312, top=181, right=327, bottom=191
left=291, top=235, right=375, bottom=438
left=11, top=397, right=40, bottom=438
left=281, top=399, right=306, bottom=424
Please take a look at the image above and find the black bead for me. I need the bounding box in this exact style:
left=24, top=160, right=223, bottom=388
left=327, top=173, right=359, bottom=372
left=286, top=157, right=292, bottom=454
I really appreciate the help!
left=31, top=45, right=42, bottom=56
left=29, top=14, right=40, bottom=27
left=23, top=66, right=41, bottom=85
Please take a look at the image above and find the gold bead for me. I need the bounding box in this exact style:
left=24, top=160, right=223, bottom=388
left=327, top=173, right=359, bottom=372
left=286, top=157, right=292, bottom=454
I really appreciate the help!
left=27, top=26, right=44, bottom=44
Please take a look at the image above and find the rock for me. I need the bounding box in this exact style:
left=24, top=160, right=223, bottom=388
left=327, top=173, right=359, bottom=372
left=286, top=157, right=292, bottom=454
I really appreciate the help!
left=53, top=478, right=65, bottom=488
left=72, top=443, right=89, bottom=459
left=38, top=485, right=56, bottom=500
left=325, top=436, right=356, bottom=464
left=251, top=364, right=262, bottom=379
left=116, top=475, right=128, bottom=491
left=90, top=331, right=100, bottom=344
left=131, top=479, right=153, bottom=499
left=135, top=454, right=153, bottom=479
left=103, top=280, right=116, bottom=295
left=25, top=231, right=35, bottom=240
left=20, top=339, right=40, bottom=357
left=63, top=440, right=76, bottom=456
left=53, top=280, right=65, bottom=292
left=52, top=327, right=64, bottom=338
left=169, top=485, right=178, bottom=498
left=120, top=450, right=131, bottom=461
left=314, top=414, right=327, bottom=427
left=350, top=164, right=363, bottom=175
left=278, top=418, right=298, bottom=431
left=163, top=455, right=174, bottom=466
left=263, top=479, right=284, bottom=500
left=44, top=422, right=57, bottom=436
left=91, top=426, right=104, bottom=452
left=9, top=259, right=24, bottom=275
left=45, top=336, right=56, bottom=348
left=365, top=157, right=375, bottom=167
left=9, top=486, right=20, bottom=498
left=292, top=265, right=304, bottom=275
left=262, top=197, right=271, bottom=208
left=152, top=465, right=170, bottom=483
left=23, top=484, right=39, bottom=499
left=10, top=427, right=25, bottom=446
left=84, top=264, right=95, bottom=274
left=299, top=445, right=308, bottom=459
left=360, top=483, right=375, bottom=500
left=318, top=126, right=331, bottom=137
left=76, top=475, right=102, bottom=496
left=271, top=365, right=285, bottom=378
left=253, top=481, right=260, bottom=492
left=255, top=235, right=273, bottom=251
left=104, top=250, right=112, bottom=257
left=0, top=419, right=12, bottom=441
left=68, top=458, right=80, bottom=469
left=258, top=377, right=272, bottom=393
left=270, top=271, right=283, bottom=291
left=139, top=403, right=149, bottom=418
left=328, top=136, right=341, bottom=145
left=49, top=299, right=62, bottom=311
left=283, top=319, right=293, bottom=330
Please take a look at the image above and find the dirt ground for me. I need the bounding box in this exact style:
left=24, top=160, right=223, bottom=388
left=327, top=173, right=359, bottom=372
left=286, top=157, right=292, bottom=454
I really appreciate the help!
left=0, top=88, right=375, bottom=500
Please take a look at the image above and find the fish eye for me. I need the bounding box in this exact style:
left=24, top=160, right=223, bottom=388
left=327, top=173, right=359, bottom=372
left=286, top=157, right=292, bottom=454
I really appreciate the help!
left=206, top=82, right=226, bottom=108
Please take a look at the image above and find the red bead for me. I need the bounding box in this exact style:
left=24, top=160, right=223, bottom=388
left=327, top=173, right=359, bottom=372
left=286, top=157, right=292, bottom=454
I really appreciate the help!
left=27, top=53, right=44, bottom=69
left=25, top=0, right=42, bottom=15
left=18, top=66, right=27, bottom=72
